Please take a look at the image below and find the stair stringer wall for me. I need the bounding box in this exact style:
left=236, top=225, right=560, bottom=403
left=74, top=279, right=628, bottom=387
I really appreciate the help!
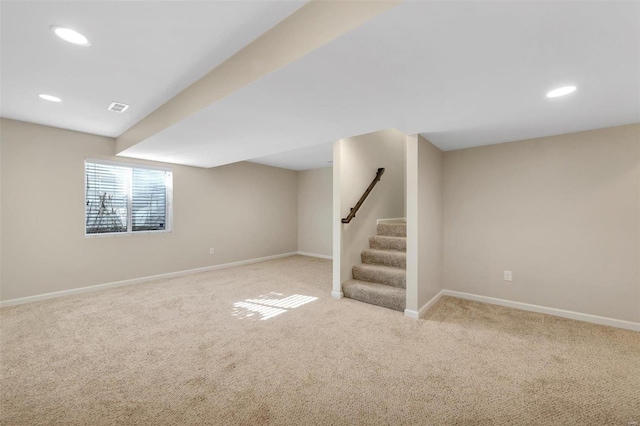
left=332, top=129, right=406, bottom=296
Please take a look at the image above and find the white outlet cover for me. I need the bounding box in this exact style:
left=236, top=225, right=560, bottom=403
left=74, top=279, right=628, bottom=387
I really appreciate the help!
left=504, top=271, right=512, bottom=282
left=209, top=248, right=215, bottom=255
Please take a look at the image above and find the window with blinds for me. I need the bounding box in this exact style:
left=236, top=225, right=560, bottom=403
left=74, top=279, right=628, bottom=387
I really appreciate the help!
left=85, top=160, right=172, bottom=235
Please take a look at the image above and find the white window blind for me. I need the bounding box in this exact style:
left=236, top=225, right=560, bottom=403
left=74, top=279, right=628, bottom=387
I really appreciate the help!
left=85, top=160, right=172, bottom=235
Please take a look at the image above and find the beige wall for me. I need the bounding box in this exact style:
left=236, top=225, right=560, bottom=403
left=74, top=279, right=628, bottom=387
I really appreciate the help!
left=0, top=119, right=298, bottom=301
left=298, top=167, right=332, bottom=257
left=443, top=124, right=640, bottom=323
left=334, top=129, right=406, bottom=289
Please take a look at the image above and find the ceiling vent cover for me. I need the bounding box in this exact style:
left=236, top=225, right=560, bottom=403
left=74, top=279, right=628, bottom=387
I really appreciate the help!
left=107, top=101, right=130, bottom=113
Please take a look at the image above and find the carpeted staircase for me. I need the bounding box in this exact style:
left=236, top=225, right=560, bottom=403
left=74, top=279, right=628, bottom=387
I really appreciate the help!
left=343, top=222, right=406, bottom=311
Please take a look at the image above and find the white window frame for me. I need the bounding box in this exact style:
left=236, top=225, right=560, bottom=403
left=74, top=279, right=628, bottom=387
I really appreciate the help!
left=84, top=158, right=173, bottom=237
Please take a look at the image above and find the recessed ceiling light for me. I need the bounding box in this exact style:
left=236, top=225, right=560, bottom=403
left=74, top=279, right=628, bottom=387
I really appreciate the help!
left=546, top=85, right=577, bottom=98
left=51, top=26, right=91, bottom=46
left=38, top=94, right=62, bottom=102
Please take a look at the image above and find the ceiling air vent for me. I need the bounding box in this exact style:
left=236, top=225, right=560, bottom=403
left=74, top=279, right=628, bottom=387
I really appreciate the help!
left=107, top=101, right=130, bottom=113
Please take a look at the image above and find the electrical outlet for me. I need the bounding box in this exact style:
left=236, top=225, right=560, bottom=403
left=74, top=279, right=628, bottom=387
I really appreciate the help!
left=504, top=271, right=512, bottom=282
left=209, top=248, right=215, bottom=255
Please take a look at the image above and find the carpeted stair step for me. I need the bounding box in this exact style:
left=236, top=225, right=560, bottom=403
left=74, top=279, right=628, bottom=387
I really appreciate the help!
left=361, top=249, right=406, bottom=269
left=369, top=235, right=406, bottom=252
left=377, top=223, right=406, bottom=238
left=352, top=263, right=406, bottom=289
left=342, top=279, right=406, bottom=312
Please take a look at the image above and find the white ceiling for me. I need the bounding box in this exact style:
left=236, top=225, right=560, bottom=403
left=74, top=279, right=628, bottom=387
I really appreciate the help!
left=0, top=1, right=305, bottom=137
left=120, top=1, right=640, bottom=168
left=250, top=142, right=333, bottom=171
left=2, top=1, right=639, bottom=170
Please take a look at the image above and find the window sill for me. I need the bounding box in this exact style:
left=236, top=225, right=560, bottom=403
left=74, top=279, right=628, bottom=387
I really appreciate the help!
left=85, top=230, right=172, bottom=238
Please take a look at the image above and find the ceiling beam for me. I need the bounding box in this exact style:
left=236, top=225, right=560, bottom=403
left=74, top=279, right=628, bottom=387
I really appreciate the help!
left=116, top=0, right=400, bottom=154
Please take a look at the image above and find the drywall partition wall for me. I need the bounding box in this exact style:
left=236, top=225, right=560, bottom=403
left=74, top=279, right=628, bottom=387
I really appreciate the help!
left=405, top=135, right=443, bottom=316
left=406, top=136, right=418, bottom=311
left=332, top=140, right=343, bottom=297
left=298, top=167, right=332, bottom=257
left=334, top=129, right=406, bottom=291
left=405, top=135, right=443, bottom=314
left=417, top=136, right=444, bottom=311
left=0, top=125, right=2, bottom=294
left=443, top=123, right=640, bottom=323
left=0, top=119, right=298, bottom=301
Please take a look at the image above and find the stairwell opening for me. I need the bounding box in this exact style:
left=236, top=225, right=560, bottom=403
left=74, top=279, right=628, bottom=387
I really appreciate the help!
left=342, top=221, right=407, bottom=311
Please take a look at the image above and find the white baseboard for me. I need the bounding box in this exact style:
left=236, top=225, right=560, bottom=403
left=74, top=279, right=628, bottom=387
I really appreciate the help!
left=404, top=309, right=419, bottom=319
left=331, top=291, right=344, bottom=299
left=405, top=290, right=444, bottom=319
left=0, top=252, right=298, bottom=308
left=441, top=290, right=640, bottom=332
left=297, top=251, right=332, bottom=260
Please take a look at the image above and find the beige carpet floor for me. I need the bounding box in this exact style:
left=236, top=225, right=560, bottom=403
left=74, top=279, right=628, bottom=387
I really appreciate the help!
left=1, top=255, right=638, bottom=425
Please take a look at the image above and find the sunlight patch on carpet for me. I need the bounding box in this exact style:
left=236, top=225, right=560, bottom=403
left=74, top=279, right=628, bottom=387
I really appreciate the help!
left=232, top=292, right=318, bottom=320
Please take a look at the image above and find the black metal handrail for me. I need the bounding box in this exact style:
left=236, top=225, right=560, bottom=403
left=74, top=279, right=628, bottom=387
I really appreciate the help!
left=341, top=168, right=385, bottom=224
